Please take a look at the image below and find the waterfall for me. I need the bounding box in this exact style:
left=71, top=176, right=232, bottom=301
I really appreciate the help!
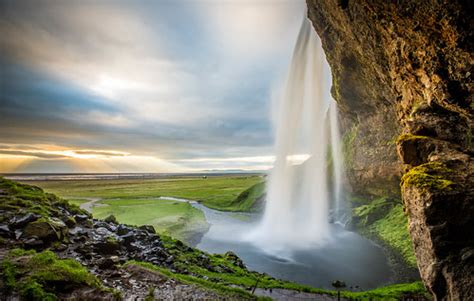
left=329, top=100, right=348, bottom=225
left=249, top=17, right=345, bottom=253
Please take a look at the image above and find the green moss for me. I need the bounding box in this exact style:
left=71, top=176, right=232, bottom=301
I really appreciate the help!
left=342, top=281, right=428, bottom=300
left=352, top=198, right=417, bottom=268
left=396, top=134, right=429, bottom=145
left=371, top=205, right=417, bottom=267
left=401, top=162, right=455, bottom=191
left=342, top=123, right=359, bottom=169
left=0, top=177, right=88, bottom=218
left=1, top=249, right=107, bottom=300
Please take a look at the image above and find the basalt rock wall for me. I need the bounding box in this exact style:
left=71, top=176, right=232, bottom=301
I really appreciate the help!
left=306, top=0, right=473, bottom=300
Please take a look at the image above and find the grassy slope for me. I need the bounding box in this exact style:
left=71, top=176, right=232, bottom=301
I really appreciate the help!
left=93, top=198, right=207, bottom=241
left=1, top=249, right=118, bottom=300
left=227, top=182, right=266, bottom=212
left=352, top=198, right=417, bottom=267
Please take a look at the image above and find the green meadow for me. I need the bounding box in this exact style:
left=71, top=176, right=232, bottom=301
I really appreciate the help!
left=23, top=175, right=265, bottom=242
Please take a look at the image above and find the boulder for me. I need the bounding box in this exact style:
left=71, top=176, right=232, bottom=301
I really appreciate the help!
left=22, top=218, right=67, bottom=243
left=11, top=213, right=39, bottom=229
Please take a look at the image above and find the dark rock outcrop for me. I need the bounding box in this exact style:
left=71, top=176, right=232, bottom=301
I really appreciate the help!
left=306, top=0, right=473, bottom=299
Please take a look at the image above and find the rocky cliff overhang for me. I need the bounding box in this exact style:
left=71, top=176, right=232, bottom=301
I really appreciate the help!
left=306, top=0, right=473, bottom=300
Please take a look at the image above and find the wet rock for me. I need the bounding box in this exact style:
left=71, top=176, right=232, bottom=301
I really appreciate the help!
left=94, top=221, right=117, bottom=233
left=117, top=224, right=132, bottom=236
left=74, top=214, right=89, bottom=223
left=94, top=227, right=113, bottom=237
left=0, top=224, right=11, bottom=237
left=97, top=256, right=121, bottom=269
left=94, top=237, right=121, bottom=255
left=120, top=232, right=137, bottom=246
left=139, top=225, right=156, bottom=234
left=69, top=226, right=87, bottom=236
left=11, top=213, right=39, bottom=229
left=23, top=237, right=44, bottom=248
left=23, top=218, right=67, bottom=243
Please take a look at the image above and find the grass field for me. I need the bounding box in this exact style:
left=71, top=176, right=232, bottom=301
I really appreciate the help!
left=26, top=175, right=264, bottom=210
left=22, top=175, right=265, bottom=242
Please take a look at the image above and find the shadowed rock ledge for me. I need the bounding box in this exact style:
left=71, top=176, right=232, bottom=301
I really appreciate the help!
left=306, top=0, right=473, bottom=300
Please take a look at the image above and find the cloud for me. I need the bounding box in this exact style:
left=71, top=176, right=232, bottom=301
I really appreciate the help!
left=0, top=0, right=306, bottom=172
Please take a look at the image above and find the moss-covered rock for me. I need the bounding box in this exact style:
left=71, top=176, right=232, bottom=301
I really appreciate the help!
left=1, top=249, right=118, bottom=300
left=401, top=162, right=455, bottom=192
left=22, top=217, right=68, bottom=244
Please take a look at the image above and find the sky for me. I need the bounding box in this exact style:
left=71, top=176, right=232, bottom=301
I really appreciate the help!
left=0, top=0, right=306, bottom=173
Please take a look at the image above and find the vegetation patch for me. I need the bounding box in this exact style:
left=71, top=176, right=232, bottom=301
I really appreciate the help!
left=396, top=134, right=429, bottom=144
left=342, top=123, right=359, bottom=169
left=353, top=198, right=417, bottom=267
left=370, top=205, right=417, bottom=267
left=342, top=281, right=428, bottom=300
left=0, top=177, right=86, bottom=218
left=401, top=162, right=455, bottom=191
left=1, top=249, right=117, bottom=300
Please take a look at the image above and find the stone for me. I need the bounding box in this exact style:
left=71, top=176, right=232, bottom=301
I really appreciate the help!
left=117, top=224, right=132, bottom=236
left=94, top=237, right=121, bottom=255
left=138, top=225, right=156, bottom=234
left=23, top=237, right=44, bottom=248
left=97, top=256, right=120, bottom=269
left=11, top=213, right=39, bottom=229
left=23, top=221, right=58, bottom=242
left=69, top=226, right=87, bottom=236
left=75, top=214, right=89, bottom=223
left=0, top=224, right=11, bottom=237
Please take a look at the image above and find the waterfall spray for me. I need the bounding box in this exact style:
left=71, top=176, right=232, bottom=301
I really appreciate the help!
left=250, top=17, right=346, bottom=253
left=329, top=101, right=347, bottom=224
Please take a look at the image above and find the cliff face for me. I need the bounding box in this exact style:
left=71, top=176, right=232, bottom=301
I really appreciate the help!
left=306, top=0, right=473, bottom=300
